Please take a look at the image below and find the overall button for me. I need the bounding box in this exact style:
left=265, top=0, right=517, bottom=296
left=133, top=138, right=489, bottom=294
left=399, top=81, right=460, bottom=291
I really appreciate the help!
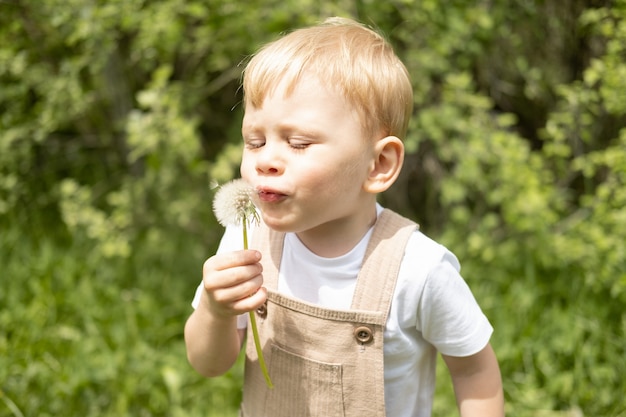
left=256, top=303, right=267, bottom=318
left=354, top=326, right=373, bottom=344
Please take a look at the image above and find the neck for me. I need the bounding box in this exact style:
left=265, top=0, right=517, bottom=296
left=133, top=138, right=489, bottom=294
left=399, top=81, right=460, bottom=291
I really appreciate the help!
left=296, top=205, right=378, bottom=258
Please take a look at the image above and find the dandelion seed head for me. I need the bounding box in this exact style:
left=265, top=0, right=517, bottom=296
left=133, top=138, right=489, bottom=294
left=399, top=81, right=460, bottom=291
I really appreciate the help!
left=212, top=179, right=260, bottom=227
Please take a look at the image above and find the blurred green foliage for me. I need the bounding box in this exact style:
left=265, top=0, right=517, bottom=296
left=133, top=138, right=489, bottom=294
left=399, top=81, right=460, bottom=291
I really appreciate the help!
left=1, top=0, right=625, bottom=416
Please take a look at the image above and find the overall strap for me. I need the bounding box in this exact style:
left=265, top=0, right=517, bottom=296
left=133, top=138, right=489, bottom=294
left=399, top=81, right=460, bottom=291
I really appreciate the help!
left=350, top=209, right=418, bottom=318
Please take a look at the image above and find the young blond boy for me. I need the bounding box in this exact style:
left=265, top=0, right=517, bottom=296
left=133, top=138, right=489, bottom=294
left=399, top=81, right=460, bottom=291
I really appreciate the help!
left=185, top=17, right=504, bottom=417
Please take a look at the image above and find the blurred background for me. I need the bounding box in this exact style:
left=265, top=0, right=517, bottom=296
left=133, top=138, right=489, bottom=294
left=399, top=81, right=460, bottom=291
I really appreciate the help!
left=1, top=0, right=624, bottom=416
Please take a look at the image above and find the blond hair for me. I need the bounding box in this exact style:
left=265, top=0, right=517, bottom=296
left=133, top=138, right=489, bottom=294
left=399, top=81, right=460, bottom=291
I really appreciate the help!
left=242, top=17, right=413, bottom=139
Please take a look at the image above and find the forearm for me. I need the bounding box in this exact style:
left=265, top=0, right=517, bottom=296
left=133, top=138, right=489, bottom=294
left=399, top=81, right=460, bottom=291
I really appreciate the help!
left=184, top=306, right=242, bottom=377
left=444, top=344, right=505, bottom=417
left=455, top=383, right=504, bottom=417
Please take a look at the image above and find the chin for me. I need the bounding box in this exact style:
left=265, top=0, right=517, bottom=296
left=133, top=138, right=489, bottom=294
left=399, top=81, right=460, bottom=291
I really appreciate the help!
left=260, top=213, right=294, bottom=233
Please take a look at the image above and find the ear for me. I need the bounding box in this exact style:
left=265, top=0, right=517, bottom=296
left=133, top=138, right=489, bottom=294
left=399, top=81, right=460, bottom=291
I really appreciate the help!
left=363, top=136, right=404, bottom=194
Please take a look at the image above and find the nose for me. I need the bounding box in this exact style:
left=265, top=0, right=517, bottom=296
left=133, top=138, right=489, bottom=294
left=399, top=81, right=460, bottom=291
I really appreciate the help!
left=255, top=141, right=284, bottom=175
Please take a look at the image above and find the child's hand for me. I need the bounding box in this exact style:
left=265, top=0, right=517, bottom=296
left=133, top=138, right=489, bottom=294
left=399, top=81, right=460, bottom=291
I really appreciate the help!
left=185, top=248, right=263, bottom=377
left=200, top=249, right=266, bottom=318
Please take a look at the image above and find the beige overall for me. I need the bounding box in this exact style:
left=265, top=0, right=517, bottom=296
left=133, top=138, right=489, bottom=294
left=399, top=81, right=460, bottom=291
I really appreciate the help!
left=240, top=209, right=417, bottom=417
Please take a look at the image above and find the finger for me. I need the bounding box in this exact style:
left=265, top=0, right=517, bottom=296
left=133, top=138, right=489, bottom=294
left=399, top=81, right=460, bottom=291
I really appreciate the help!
left=210, top=272, right=264, bottom=305
left=231, top=286, right=268, bottom=314
left=207, top=281, right=266, bottom=317
left=204, top=250, right=261, bottom=273
left=203, top=262, right=263, bottom=292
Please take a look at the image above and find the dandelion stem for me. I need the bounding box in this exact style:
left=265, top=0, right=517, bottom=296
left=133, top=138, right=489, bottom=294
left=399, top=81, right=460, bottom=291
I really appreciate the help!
left=249, top=310, right=274, bottom=388
left=243, top=215, right=249, bottom=250
left=243, top=214, right=273, bottom=389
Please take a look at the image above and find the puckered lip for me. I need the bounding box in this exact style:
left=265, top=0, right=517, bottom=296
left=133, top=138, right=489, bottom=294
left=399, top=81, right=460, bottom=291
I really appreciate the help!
left=255, top=186, right=288, bottom=203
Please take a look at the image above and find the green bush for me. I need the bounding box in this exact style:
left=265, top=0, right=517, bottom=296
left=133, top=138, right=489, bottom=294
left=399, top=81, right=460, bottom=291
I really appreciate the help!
left=0, top=226, right=244, bottom=417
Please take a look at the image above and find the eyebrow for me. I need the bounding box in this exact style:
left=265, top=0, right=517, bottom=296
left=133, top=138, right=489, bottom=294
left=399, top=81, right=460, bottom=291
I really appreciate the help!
left=242, top=122, right=322, bottom=138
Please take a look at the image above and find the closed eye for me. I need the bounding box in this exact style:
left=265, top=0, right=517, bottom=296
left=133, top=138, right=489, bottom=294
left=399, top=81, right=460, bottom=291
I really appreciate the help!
left=287, top=137, right=311, bottom=149
left=244, top=137, right=265, bottom=149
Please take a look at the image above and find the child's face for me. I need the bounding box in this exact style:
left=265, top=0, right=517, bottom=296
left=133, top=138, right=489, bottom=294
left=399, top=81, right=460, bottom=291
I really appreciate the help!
left=240, top=75, right=378, bottom=238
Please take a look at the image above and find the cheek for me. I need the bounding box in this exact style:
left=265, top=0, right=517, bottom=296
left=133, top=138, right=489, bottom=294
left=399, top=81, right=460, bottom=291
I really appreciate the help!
left=301, top=157, right=366, bottom=194
left=239, top=154, right=253, bottom=179
left=333, top=152, right=370, bottom=183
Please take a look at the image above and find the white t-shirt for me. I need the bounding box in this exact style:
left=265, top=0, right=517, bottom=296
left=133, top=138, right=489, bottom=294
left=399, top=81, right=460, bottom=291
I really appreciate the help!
left=192, top=206, right=493, bottom=417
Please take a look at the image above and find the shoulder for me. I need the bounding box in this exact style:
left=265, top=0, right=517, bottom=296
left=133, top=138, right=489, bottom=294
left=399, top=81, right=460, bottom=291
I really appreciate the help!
left=393, top=229, right=462, bottom=318
left=398, top=231, right=493, bottom=355
left=400, top=229, right=473, bottom=303
left=401, top=229, right=460, bottom=274
left=376, top=206, right=460, bottom=279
